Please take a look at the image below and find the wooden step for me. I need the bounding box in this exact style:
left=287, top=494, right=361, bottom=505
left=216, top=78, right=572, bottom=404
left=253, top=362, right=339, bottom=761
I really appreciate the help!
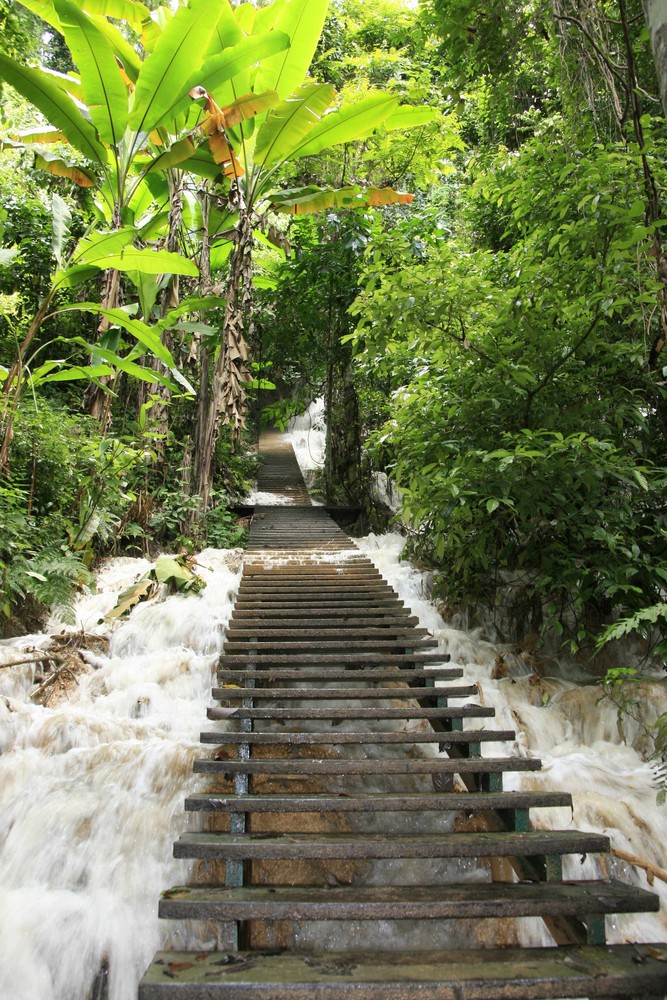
left=139, top=943, right=667, bottom=999
left=216, top=667, right=463, bottom=682
left=207, top=705, right=494, bottom=721
left=173, top=829, right=609, bottom=862
left=198, top=730, right=513, bottom=747
left=218, top=653, right=452, bottom=666
left=229, top=612, right=418, bottom=623
left=184, top=790, right=571, bottom=814
left=211, top=684, right=477, bottom=701
left=192, top=757, right=541, bottom=776
left=157, top=880, right=660, bottom=922
left=222, top=640, right=439, bottom=652
left=224, top=628, right=433, bottom=640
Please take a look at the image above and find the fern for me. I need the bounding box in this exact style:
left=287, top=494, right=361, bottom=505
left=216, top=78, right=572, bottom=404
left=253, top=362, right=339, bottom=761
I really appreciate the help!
left=8, top=549, right=94, bottom=623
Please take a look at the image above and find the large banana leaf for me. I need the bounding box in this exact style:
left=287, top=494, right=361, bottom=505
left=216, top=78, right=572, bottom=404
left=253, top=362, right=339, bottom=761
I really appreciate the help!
left=254, top=82, right=335, bottom=168
left=103, top=248, right=199, bottom=276
left=34, top=148, right=97, bottom=186
left=382, top=106, right=439, bottom=130
left=90, top=12, right=142, bottom=81
left=234, top=2, right=255, bottom=32
left=129, top=0, right=223, bottom=135
left=55, top=0, right=128, bottom=146
left=78, top=0, right=149, bottom=29
left=254, top=0, right=328, bottom=103
left=40, top=67, right=84, bottom=101
left=142, top=137, right=196, bottom=174
left=269, top=183, right=414, bottom=214
left=254, top=0, right=287, bottom=34
left=290, top=93, right=399, bottom=160
left=205, top=0, right=244, bottom=56
left=13, top=126, right=65, bottom=143
left=154, top=30, right=289, bottom=131
left=71, top=227, right=137, bottom=263
left=0, top=54, right=106, bottom=164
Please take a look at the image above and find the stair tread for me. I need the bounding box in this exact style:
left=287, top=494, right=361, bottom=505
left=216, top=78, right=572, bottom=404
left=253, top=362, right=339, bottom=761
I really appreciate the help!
left=216, top=668, right=463, bottom=682
left=184, top=790, right=572, bottom=812
left=139, top=944, right=667, bottom=999
left=218, top=654, right=452, bottom=665
left=211, top=685, right=476, bottom=700
left=193, top=756, right=541, bottom=774
left=174, top=829, right=609, bottom=860
left=199, top=730, right=514, bottom=745
left=158, top=880, right=660, bottom=920
left=222, top=640, right=439, bottom=650
left=207, top=706, right=494, bottom=720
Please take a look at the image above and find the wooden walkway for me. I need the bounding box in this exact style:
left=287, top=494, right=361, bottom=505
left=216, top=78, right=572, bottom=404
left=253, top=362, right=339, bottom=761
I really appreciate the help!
left=139, top=433, right=667, bottom=998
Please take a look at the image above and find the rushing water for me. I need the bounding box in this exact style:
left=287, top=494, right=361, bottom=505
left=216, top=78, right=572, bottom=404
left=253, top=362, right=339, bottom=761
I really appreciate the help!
left=1, top=490, right=666, bottom=996
left=0, top=549, right=242, bottom=1000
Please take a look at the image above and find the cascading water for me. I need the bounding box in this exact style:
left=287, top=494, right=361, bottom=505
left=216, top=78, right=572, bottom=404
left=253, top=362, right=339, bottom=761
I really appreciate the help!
left=2, top=461, right=666, bottom=997
left=0, top=549, right=242, bottom=1000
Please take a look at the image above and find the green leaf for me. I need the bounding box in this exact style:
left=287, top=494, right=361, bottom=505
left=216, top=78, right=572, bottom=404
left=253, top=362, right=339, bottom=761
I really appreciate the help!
left=270, top=183, right=413, bottom=214
left=254, top=82, right=335, bottom=168
left=0, top=52, right=106, bottom=163
left=71, top=227, right=137, bottom=264
left=78, top=0, right=149, bottom=29
left=54, top=0, right=128, bottom=145
left=142, top=136, right=196, bottom=174
left=32, top=362, right=114, bottom=383
left=382, top=106, right=438, bottom=130
left=290, top=93, right=399, bottom=160
left=254, top=0, right=329, bottom=103
left=104, top=247, right=199, bottom=277
left=154, top=554, right=194, bottom=587
left=151, top=32, right=289, bottom=131
left=51, top=192, right=71, bottom=266
left=129, top=0, right=223, bottom=135
left=90, top=12, right=142, bottom=81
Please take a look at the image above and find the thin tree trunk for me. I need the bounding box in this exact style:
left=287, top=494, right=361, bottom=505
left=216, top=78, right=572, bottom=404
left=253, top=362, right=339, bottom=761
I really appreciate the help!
left=141, top=171, right=185, bottom=472
left=643, top=0, right=667, bottom=119
left=192, top=209, right=253, bottom=508
left=83, top=208, right=123, bottom=431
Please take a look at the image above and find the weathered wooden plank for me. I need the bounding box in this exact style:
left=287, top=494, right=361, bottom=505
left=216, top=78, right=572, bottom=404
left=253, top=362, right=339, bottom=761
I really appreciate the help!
left=184, top=790, right=572, bottom=813
left=173, top=829, right=609, bottom=861
left=139, top=944, right=667, bottom=999
left=215, top=667, right=462, bottom=682
left=192, top=756, right=541, bottom=775
left=211, top=684, right=478, bottom=700
left=207, top=705, right=494, bottom=721
left=218, top=653, right=452, bottom=666
left=157, top=881, right=660, bottom=922
left=198, top=729, right=512, bottom=746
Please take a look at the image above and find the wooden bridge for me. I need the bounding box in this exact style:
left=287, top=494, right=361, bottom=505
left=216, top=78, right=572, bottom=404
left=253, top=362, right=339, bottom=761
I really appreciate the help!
left=139, top=433, right=667, bottom=998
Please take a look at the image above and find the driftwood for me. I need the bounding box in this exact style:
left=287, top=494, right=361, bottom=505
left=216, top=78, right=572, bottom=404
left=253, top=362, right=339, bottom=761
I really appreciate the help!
left=611, top=848, right=667, bottom=887
left=0, top=651, right=56, bottom=670
left=31, top=662, right=80, bottom=701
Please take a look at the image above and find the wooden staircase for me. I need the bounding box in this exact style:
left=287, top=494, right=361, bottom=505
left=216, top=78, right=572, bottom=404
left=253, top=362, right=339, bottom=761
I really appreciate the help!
left=139, top=433, right=667, bottom=998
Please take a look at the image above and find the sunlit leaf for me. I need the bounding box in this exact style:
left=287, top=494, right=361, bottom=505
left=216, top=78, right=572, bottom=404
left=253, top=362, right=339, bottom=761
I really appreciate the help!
left=270, top=183, right=414, bottom=214
left=254, top=0, right=329, bottom=103
left=55, top=0, right=128, bottom=144
left=290, top=93, right=399, bottom=160
left=0, top=53, right=107, bottom=164
left=254, top=82, right=335, bottom=168
left=129, top=0, right=223, bottom=134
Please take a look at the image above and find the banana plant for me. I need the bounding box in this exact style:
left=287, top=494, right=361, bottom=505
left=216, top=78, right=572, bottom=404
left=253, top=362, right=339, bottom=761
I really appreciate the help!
left=184, top=0, right=438, bottom=502
left=0, top=196, right=201, bottom=472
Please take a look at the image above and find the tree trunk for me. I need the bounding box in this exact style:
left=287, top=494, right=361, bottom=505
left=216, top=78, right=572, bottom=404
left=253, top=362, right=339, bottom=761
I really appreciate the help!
left=192, top=209, right=253, bottom=508
left=139, top=171, right=185, bottom=472
left=82, top=208, right=123, bottom=431
left=325, top=346, right=362, bottom=505
left=643, top=0, right=667, bottom=119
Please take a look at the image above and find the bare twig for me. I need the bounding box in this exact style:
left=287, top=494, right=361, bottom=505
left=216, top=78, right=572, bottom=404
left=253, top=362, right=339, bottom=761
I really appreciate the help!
left=611, top=848, right=667, bottom=886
